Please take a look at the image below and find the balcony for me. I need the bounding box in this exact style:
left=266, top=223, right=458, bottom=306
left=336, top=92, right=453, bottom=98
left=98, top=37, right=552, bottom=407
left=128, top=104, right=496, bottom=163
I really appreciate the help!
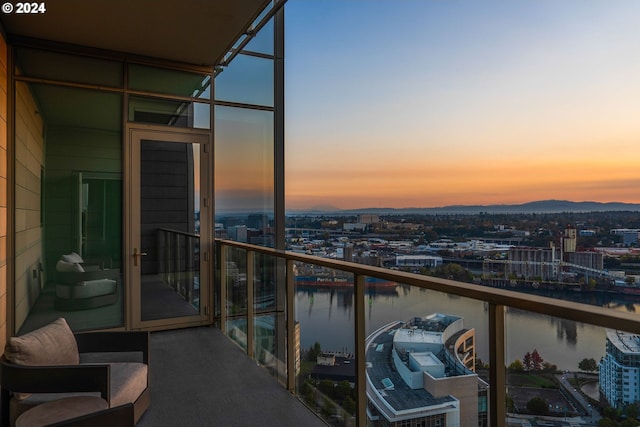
left=214, top=239, right=640, bottom=427
left=136, top=326, right=326, bottom=426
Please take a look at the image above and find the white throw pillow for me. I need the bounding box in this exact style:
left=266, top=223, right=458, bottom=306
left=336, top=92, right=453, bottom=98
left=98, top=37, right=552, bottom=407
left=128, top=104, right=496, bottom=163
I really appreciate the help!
left=61, top=252, right=84, bottom=264
left=56, top=260, right=85, bottom=273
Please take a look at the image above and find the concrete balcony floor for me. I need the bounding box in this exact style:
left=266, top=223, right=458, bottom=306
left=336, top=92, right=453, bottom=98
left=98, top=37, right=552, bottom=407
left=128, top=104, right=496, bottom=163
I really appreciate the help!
left=137, top=326, right=327, bottom=427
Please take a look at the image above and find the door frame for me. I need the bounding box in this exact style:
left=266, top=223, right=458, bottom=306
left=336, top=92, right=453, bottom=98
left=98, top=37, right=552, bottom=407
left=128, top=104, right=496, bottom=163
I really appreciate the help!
left=125, top=125, right=212, bottom=331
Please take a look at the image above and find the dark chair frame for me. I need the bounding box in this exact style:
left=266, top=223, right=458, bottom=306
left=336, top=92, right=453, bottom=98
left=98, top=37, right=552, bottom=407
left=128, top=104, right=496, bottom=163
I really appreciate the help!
left=0, top=331, right=149, bottom=427
left=23, top=403, right=134, bottom=427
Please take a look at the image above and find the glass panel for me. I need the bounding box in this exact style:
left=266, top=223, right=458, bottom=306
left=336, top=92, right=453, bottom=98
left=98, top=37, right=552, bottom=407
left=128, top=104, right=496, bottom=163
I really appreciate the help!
left=506, top=311, right=603, bottom=424
left=139, top=140, right=201, bottom=321
left=15, top=82, right=124, bottom=333
left=214, top=106, right=274, bottom=242
left=226, top=247, right=248, bottom=317
left=294, top=263, right=356, bottom=425
left=363, top=283, right=489, bottom=427
left=254, top=253, right=286, bottom=384
left=225, top=245, right=248, bottom=350
left=128, top=64, right=211, bottom=99
left=255, top=313, right=287, bottom=384
left=15, top=48, right=123, bottom=87
left=245, top=18, right=274, bottom=55
left=255, top=253, right=277, bottom=313
left=128, top=96, right=210, bottom=129
left=227, top=318, right=248, bottom=352
left=215, top=54, right=274, bottom=107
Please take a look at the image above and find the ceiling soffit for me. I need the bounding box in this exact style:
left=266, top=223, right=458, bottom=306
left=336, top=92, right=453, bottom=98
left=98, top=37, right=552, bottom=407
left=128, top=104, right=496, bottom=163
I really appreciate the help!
left=0, top=0, right=270, bottom=67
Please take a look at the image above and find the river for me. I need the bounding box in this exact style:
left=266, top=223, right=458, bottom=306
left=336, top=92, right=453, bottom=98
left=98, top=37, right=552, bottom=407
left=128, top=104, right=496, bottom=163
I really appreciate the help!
left=294, top=285, right=639, bottom=371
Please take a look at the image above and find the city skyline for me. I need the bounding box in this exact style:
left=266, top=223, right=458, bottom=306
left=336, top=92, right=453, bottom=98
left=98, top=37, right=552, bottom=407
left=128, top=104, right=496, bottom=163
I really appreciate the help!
left=284, top=0, right=640, bottom=210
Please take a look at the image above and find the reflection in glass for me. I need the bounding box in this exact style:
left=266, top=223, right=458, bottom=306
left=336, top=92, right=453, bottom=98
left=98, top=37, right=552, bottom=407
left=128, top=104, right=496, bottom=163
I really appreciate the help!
left=294, top=263, right=356, bottom=426
left=15, top=48, right=123, bottom=87
left=254, top=253, right=286, bottom=385
left=255, top=313, right=286, bottom=385
left=254, top=253, right=280, bottom=313
left=139, top=140, right=201, bottom=321
left=293, top=264, right=491, bottom=426
left=214, top=106, right=274, bottom=220
left=14, top=82, right=124, bottom=334
left=227, top=318, right=248, bottom=351
left=226, top=247, right=248, bottom=317
left=129, top=96, right=210, bottom=129
left=244, top=18, right=274, bottom=55
left=215, top=54, right=274, bottom=107
left=128, top=64, right=211, bottom=99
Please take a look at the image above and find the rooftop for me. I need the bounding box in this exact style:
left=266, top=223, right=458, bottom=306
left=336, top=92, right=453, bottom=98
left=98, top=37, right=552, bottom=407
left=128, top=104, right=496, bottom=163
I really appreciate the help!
left=365, top=324, right=455, bottom=415
left=606, top=329, right=640, bottom=355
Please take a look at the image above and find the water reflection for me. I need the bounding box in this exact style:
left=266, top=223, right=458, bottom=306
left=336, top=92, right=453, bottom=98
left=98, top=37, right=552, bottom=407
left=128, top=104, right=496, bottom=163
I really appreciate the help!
left=295, top=285, right=638, bottom=370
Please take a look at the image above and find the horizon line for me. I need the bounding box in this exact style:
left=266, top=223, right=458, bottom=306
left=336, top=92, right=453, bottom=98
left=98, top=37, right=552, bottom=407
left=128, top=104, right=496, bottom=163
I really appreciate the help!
left=285, top=199, right=640, bottom=212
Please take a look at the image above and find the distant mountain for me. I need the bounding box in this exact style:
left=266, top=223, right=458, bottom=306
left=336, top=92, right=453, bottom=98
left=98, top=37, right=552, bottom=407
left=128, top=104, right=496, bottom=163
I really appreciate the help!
left=288, top=204, right=341, bottom=213
left=288, top=200, right=640, bottom=216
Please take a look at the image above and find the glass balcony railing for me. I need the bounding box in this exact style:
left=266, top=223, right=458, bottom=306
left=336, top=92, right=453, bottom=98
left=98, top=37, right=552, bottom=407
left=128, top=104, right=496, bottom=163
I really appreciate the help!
left=216, top=239, right=640, bottom=427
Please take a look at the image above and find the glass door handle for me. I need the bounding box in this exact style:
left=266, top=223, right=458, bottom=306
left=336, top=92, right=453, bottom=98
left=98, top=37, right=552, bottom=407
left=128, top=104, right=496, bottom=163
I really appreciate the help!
left=133, top=248, right=148, bottom=267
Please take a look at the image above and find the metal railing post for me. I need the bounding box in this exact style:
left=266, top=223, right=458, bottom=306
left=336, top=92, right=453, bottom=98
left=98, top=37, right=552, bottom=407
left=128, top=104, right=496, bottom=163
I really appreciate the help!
left=247, top=250, right=255, bottom=358
left=219, top=243, right=227, bottom=334
left=354, top=274, right=367, bottom=427
left=214, top=239, right=640, bottom=426
left=489, top=303, right=506, bottom=426
left=286, top=259, right=296, bottom=392
left=186, top=235, right=194, bottom=304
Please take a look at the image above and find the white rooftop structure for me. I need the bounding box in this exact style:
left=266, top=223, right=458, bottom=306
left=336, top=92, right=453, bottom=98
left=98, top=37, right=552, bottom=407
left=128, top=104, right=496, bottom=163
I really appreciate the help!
left=606, top=329, right=640, bottom=354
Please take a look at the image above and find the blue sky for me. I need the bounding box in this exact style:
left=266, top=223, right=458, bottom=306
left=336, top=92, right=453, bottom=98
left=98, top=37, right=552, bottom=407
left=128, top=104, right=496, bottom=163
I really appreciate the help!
left=284, top=1, right=640, bottom=209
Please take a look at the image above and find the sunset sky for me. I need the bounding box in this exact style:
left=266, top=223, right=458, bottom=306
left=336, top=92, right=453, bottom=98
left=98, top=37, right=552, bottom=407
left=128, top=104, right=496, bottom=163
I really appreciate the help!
left=284, top=0, right=640, bottom=210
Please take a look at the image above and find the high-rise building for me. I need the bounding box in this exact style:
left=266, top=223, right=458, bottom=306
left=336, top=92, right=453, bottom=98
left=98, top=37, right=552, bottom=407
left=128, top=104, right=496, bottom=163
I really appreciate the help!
left=563, top=226, right=577, bottom=253
left=600, top=329, right=640, bottom=407
left=366, top=314, right=488, bottom=427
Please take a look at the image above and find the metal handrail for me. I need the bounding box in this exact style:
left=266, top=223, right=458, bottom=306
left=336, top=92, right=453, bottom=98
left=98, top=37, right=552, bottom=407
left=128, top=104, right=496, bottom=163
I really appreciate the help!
left=158, top=227, right=199, bottom=239
left=216, top=238, right=640, bottom=427
left=217, top=239, right=640, bottom=333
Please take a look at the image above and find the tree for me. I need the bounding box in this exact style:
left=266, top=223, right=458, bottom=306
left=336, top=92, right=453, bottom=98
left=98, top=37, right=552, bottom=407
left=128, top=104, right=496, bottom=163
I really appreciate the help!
left=523, top=352, right=532, bottom=371
left=603, top=406, right=623, bottom=421
left=531, top=349, right=544, bottom=371
left=475, top=355, right=489, bottom=369
left=625, top=403, right=638, bottom=420
left=508, top=359, right=524, bottom=371
left=307, top=342, right=322, bottom=362
left=342, top=396, right=356, bottom=415
left=526, top=397, right=548, bottom=415
left=621, top=418, right=639, bottom=427
left=432, top=263, right=474, bottom=283
left=506, top=395, right=515, bottom=413
left=320, top=397, right=334, bottom=418
left=578, top=357, right=599, bottom=373
left=335, top=380, right=352, bottom=401
left=598, top=418, right=616, bottom=427
left=318, top=379, right=335, bottom=397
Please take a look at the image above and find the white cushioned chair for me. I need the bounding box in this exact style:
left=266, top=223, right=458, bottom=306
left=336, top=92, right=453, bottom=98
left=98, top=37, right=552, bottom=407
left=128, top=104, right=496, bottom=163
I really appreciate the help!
left=0, top=318, right=149, bottom=427
left=54, top=253, right=119, bottom=311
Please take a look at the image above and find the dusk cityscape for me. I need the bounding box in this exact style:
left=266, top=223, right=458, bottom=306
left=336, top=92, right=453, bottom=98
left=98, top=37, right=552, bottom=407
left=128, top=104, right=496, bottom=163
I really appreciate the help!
left=221, top=1, right=640, bottom=425
left=2, top=1, right=640, bottom=426
left=212, top=204, right=640, bottom=426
